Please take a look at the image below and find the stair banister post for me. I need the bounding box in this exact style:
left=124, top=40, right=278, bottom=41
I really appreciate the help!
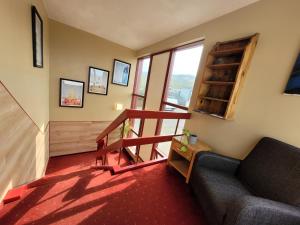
left=135, top=118, right=145, bottom=164
left=118, top=121, right=126, bottom=165
left=103, top=134, right=109, bottom=165
left=150, top=118, right=162, bottom=160
left=174, top=119, right=180, bottom=135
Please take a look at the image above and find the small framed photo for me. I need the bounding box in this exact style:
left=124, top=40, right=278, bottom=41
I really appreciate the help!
left=88, top=66, right=109, bottom=95
left=31, top=6, right=43, bottom=68
left=112, top=59, right=131, bottom=86
left=59, top=78, right=84, bottom=108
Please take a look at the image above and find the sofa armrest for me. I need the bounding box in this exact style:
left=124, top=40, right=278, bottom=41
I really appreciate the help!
left=194, top=151, right=241, bottom=175
left=224, top=195, right=300, bottom=225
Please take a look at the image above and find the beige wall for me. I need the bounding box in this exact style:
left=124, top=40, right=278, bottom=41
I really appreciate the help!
left=0, top=0, right=50, bottom=201
left=140, top=52, right=171, bottom=160
left=0, top=0, right=50, bottom=130
left=49, top=20, right=136, bottom=122
left=138, top=0, right=300, bottom=159
left=0, top=82, right=49, bottom=201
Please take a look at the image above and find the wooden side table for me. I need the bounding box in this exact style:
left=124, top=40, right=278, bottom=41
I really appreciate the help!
left=167, top=136, right=211, bottom=183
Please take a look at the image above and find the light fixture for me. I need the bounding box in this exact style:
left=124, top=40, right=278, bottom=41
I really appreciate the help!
left=114, top=103, right=124, bottom=111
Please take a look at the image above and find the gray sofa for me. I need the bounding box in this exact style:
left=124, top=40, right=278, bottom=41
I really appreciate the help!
left=190, top=137, right=300, bottom=225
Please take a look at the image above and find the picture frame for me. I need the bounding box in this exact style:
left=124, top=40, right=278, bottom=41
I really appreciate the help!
left=88, top=66, right=109, bottom=95
left=59, top=78, right=84, bottom=108
left=31, top=6, right=43, bottom=68
left=284, top=53, right=300, bottom=95
left=112, top=59, right=131, bottom=86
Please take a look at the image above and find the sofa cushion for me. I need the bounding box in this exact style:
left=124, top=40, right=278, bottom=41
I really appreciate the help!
left=191, top=167, right=251, bottom=224
left=238, top=137, right=300, bottom=207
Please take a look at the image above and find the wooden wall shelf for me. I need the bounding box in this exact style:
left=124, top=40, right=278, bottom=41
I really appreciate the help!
left=211, top=47, right=245, bottom=56
left=194, top=34, right=259, bottom=120
left=203, top=81, right=235, bottom=85
left=201, top=96, right=229, bottom=102
left=208, top=63, right=241, bottom=70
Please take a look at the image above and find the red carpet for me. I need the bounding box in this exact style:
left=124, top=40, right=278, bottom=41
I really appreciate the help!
left=0, top=151, right=206, bottom=225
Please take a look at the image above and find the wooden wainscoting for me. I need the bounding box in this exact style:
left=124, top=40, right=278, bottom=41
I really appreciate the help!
left=49, top=121, right=120, bottom=156
left=0, top=82, right=49, bottom=202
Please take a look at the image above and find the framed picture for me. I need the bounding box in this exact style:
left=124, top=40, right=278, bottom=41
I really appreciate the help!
left=112, top=59, right=131, bottom=86
left=59, top=78, right=84, bottom=108
left=285, top=53, right=300, bottom=95
left=88, top=66, right=109, bottom=95
left=31, top=6, right=43, bottom=68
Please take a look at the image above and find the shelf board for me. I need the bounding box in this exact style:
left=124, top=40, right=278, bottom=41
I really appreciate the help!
left=201, top=96, right=229, bottom=102
left=169, top=160, right=189, bottom=177
left=171, top=148, right=191, bottom=161
left=211, top=47, right=245, bottom=56
left=194, top=109, right=225, bottom=119
left=208, top=63, right=240, bottom=70
left=204, top=81, right=235, bottom=85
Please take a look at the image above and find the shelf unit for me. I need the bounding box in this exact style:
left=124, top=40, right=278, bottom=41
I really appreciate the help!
left=194, top=34, right=259, bottom=120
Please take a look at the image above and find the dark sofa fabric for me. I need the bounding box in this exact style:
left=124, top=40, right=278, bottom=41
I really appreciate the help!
left=237, top=137, right=300, bottom=207
left=192, top=167, right=251, bottom=225
left=190, top=137, right=300, bottom=225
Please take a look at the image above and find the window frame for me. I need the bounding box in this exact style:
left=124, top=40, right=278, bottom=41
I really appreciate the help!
left=131, top=40, right=204, bottom=159
left=153, top=41, right=203, bottom=158
left=130, top=56, right=152, bottom=137
left=131, top=56, right=152, bottom=110
left=160, top=41, right=203, bottom=111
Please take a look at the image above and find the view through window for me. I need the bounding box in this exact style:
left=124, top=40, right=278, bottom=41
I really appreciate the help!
left=157, top=43, right=203, bottom=157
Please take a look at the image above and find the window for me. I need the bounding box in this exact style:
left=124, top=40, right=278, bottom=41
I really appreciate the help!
left=162, top=43, right=203, bottom=109
left=131, top=57, right=151, bottom=110
left=131, top=57, right=151, bottom=134
left=157, top=42, right=203, bottom=157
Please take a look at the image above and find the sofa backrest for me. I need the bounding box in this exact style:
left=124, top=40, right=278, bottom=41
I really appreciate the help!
left=238, top=137, right=300, bottom=207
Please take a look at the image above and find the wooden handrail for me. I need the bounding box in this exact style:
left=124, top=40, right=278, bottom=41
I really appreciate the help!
left=96, top=110, right=128, bottom=142
left=123, top=134, right=180, bottom=147
left=95, top=109, right=191, bottom=168
left=126, top=109, right=191, bottom=119
left=97, top=134, right=182, bottom=156
left=96, top=109, right=191, bottom=142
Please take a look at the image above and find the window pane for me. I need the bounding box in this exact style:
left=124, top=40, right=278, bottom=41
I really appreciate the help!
left=157, top=105, right=187, bottom=157
left=131, top=96, right=144, bottom=134
left=159, top=119, right=177, bottom=135
left=162, top=106, right=187, bottom=134
left=132, top=118, right=141, bottom=134
left=157, top=142, right=171, bottom=157
left=132, top=96, right=144, bottom=110
left=165, top=45, right=203, bottom=107
left=127, top=132, right=138, bottom=156
left=135, top=58, right=150, bottom=96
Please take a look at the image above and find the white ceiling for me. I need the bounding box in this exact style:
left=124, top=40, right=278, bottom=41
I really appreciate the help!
left=43, top=0, right=259, bottom=50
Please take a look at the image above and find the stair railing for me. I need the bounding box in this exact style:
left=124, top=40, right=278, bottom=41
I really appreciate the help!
left=95, top=109, right=191, bottom=167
